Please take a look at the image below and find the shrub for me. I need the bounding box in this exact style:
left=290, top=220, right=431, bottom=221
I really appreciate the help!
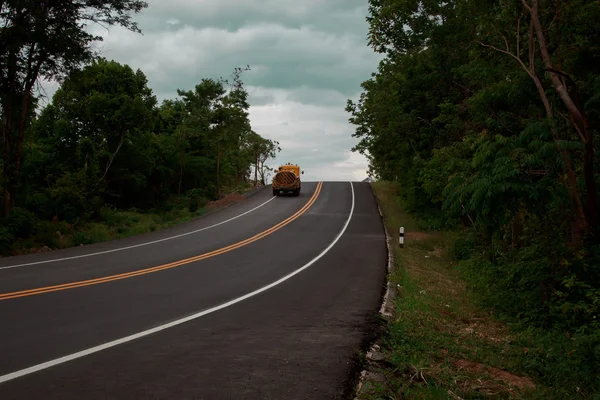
left=0, top=224, right=15, bottom=253
left=6, top=207, right=38, bottom=238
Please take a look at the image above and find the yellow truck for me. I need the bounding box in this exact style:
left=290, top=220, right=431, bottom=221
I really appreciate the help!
left=272, top=163, right=303, bottom=196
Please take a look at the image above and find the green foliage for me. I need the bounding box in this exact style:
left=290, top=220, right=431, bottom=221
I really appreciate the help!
left=0, top=56, right=277, bottom=255
left=0, top=225, right=14, bottom=253
left=0, top=0, right=149, bottom=217
left=371, top=182, right=600, bottom=397
left=185, top=189, right=209, bottom=213
left=4, top=207, right=38, bottom=238
left=352, top=0, right=600, bottom=394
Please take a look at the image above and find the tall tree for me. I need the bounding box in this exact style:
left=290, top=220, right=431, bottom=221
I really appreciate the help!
left=0, top=0, right=148, bottom=216
left=348, top=0, right=600, bottom=337
left=176, top=67, right=252, bottom=198
left=474, top=0, right=600, bottom=236
left=33, top=58, right=157, bottom=211
left=246, top=131, right=280, bottom=185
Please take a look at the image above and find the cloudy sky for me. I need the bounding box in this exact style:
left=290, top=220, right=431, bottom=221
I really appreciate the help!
left=42, top=0, right=383, bottom=182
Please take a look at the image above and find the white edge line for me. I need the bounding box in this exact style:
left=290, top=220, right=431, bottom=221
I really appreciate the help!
left=0, top=181, right=355, bottom=385
left=0, top=195, right=277, bottom=270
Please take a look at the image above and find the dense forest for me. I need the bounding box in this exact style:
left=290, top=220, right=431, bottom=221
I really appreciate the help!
left=348, top=0, right=600, bottom=391
left=0, top=1, right=279, bottom=255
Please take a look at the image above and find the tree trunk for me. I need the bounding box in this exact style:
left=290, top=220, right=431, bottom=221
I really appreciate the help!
left=2, top=112, right=17, bottom=217
left=216, top=143, right=221, bottom=198
left=254, top=156, right=258, bottom=186
left=524, top=15, right=587, bottom=240
left=584, top=139, right=598, bottom=231
left=478, top=15, right=590, bottom=240
left=2, top=172, right=12, bottom=218
left=1, top=23, right=48, bottom=217
left=2, top=50, right=17, bottom=217
left=178, top=152, right=184, bottom=196
left=528, top=0, right=598, bottom=232
left=258, top=160, right=265, bottom=184
left=2, top=111, right=11, bottom=217
left=176, top=133, right=184, bottom=196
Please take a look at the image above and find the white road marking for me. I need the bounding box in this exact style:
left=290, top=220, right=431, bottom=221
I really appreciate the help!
left=0, top=195, right=277, bottom=271
left=0, top=182, right=354, bottom=385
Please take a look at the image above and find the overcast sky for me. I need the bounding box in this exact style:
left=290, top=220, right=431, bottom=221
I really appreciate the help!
left=41, top=0, right=383, bottom=182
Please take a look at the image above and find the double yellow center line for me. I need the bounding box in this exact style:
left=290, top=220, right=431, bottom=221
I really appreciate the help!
left=0, top=182, right=323, bottom=301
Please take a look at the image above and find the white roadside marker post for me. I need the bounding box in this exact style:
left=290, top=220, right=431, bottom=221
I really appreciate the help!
left=399, top=227, right=404, bottom=248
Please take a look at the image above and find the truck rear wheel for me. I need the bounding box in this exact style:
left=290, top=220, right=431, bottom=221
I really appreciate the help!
left=293, top=188, right=300, bottom=197
left=273, top=189, right=278, bottom=196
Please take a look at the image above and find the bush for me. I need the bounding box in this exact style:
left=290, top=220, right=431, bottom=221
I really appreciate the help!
left=514, top=328, right=600, bottom=396
left=71, top=223, right=111, bottom=245
left=25, top=192, right=55, bottom=220
left=6, top=207, right=38, bottom=238
left=0, top=224, right=15, bottom=253
left=186, top=188, right=209, bottom=213
left=71, top=232, right=93, bottom=246
left=34, top=220, right=72, bottom=249
left=451, top=234, right=476, bottom=261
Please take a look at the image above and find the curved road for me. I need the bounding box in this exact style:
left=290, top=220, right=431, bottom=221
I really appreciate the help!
left=0, top=181, right=387, bottom=400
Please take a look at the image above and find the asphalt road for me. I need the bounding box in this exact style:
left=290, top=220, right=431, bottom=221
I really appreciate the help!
left=0, top=181, right=387, bottom=400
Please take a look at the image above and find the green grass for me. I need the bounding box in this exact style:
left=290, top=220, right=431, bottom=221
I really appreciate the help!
left=357, top=181, right=576, bottom=400
left=2, top=184, right=263, bottom=257
left=74, top=205, right=211, bottom=246
left=371, top=181, right=419, bottom=233
left=4, top=202, right=213, bottom=256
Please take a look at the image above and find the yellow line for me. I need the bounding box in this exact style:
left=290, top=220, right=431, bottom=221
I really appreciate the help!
left=0, top=182, right=323, bottom=301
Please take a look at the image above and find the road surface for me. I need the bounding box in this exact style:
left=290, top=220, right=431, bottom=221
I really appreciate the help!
left=0, top=181, right=387, bottom=399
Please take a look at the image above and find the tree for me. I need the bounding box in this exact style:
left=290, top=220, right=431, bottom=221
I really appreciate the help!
left=176, top=79, right=226, bottom=198
left=176, top=66, right=252, bottom=198
left=474, top=0, right=600, bottom=237
left=215, top=66, right=252, bottom=196
left=32, top=58, right=157, bottom=210
left=0, top=0, right=148, bottom=216
left=246, top=131, right=280, bottom=186
left=347, top=0, right=600, bottom=340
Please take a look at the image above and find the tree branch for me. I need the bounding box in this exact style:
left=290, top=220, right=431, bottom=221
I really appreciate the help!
left=517, top=15, right=521, bottom=57
left=528, top=18, right=535, bottom=75
left=558, top=111, right=586, bottom=143
left=544, top=67, right=576, bottom=86
left=101, top=133, right=125, bottom=180
left=477, top=41, right=532, bottom=79
left=529, top=0, right=588, bottom=136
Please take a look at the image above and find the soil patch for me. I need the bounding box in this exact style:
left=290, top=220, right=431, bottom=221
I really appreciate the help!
left=452, top=359, right=536, bottom=391
left=206, top=192, right=247, bottom=210
left=405, top=231, right=435, bottom=241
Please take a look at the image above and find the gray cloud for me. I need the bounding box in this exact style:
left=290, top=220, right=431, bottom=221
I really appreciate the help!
left=135, top=0, right=370, bottom=35
left=40, top=0, right=383, bottom=181
left=90, top=21, right=379, bottom=98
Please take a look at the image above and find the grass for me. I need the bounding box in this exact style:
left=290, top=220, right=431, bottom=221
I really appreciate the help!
left=0, top=182, right=265, bottom=257
left=356, top=181, right=573, bottom=400
left=2, top=185, right=262, bottom=256
left=3, top=205, right=211, bottom=256
left=76, top=205, right=210, bottom=245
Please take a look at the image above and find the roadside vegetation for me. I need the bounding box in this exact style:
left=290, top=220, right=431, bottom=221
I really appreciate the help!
left=349, top=1, right=600, bottom=398
left=0, top=2, right=280, bottom=256
left=359, top=182, right=596, bottom=399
